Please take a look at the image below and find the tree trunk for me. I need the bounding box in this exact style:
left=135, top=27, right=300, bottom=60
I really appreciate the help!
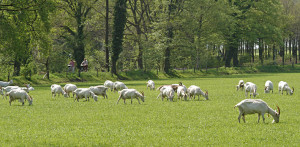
left=46, top=57, right=50, bottom=79
left=105, top=0, right=110, bottom=72
left=13, top=56, right=21, bottom=76
left=259, top=38, right=263, bottom=64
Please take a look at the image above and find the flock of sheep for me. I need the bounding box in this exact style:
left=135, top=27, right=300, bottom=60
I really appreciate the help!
left=0, top=78, right=295, bottom=124
left=235, top=80, right=294, bottom=124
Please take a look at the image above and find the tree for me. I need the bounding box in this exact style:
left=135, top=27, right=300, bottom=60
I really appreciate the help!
left=111, top=0, right=127, bottom=76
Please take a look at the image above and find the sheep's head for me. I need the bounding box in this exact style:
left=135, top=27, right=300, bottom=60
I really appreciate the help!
left=264, top=86, right=270, bottom=93
left=204, top=90, right=209, bottom=100
left=140, top=91, right=145, bottom=102
left=272, top=105, right=280, bottom=123
left=28, top=95, right=33, bottom=106
left=93, top=95, right=98, bottom=102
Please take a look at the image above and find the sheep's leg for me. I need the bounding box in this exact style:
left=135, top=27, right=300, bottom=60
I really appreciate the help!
left=137, top=98, right=141, bottom=104
left=238, top=113, right=242, bottom=123
left=131, top=96, right=133, bottom=104
left=198, top=95, right=200, bottom=101
left=261, top=113, right=265, bottom=123
left=242, top=114, right=246, bottom=123
left=123, top=99, right=126, bottom=104
left=116, top=96, right=122, bottom=104
left=257, top=114, right=261, bottom=123
left=156, top=93, right=161, bottom=99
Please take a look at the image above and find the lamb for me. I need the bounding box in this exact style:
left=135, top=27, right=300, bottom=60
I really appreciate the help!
left=117, top=89, right=144, bottom=104
left=244, top=82, right=258, bottom=98
left=187, top=85, right=208, bottom=100
left=157, top=86, right=175, bottom=101
left=234, top=99, right=280, bottom=123
left=89, top=85, right=108, bottom=99
left=264, top=80, right=273, bottom=93
left=278, top=81, right=294, bottom=95
left=63, top=84, right=77, bottom=98
left=146, top=80, right=155, bottom=90
left=51, top=84, right=68, bottom=98
left=157, top=82, right=183, bottom=92
left=177, top=85, right=188, bottom=101
left=7, top=89, right=33, bottom=106
left=74, top=88, right=98, bottom=102
left=236, top=80, right=244, bottom=91
left=113, top=81, right=128, bottom=92
left=104, top=80, right=114, bottom=92
left=0, top=80, right=13, bottom=87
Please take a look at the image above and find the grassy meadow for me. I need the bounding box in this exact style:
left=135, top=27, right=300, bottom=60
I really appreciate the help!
left=0, top=73, right=300, bottom=146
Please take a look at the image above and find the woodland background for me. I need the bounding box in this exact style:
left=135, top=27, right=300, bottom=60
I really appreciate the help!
left=0, top=0, right=300, bottom=80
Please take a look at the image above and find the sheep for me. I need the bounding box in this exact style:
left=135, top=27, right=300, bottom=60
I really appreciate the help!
left=157, top=86, right=175, bottom=101
left=264, top=80, right=273, bottom=93
left=0, top=86, right=3, bottom=96
left=104, top=80, right=114, bottom=92
left=117, top=89, right=144, bottom=104
left=244, top=82, right=258, bottom=98
left=74, top=88, right=98, bottom=102
left=7, top=89, right=33, bottom=106
left=89, top=85, right=108, bottom=99
left=278, top=81, right=294, bottom=95
left=157, top=82, right=182, bottom=92
left=51, top=84, right=68, bottom=98
left=146, top=80, right=155, bottom=90
left=187, top=85, right=208, bottom=100
left=2, top=84, right=32, bottom=99
left=234, top=99, right=280, bottom=123
left=63, top=84, right=77, bottom=98
left=0, top=80, right=13, bottom=87
left=113, top=81, right=128, bottom=92
left=236, top=80, right=244, bottom=91
left=177, top=85, right=188, bottom=101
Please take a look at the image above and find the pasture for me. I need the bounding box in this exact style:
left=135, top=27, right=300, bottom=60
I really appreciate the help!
left=0, top=73, right=299, bottom=146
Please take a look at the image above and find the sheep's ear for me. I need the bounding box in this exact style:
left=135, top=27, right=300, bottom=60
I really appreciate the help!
left=264, top=87, right=267, bottom=90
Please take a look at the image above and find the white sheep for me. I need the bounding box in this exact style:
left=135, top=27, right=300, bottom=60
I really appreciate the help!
left=177, top=85, right=187, bottom=101
left=264, top=80, right=273, bottom=93
left=2, top=84, right=32, bottom=99
left=89, top=85, right=108, bottom=99
left=278, top=81, right=294, bottom=95
left=104, top=80, right=114, bottom=92
left=113, top=81, right=128, bottom=92
left=51, top=84, right=68, bottom=98
left=63, top=84, right=77, bottom=98
left=7, top=89, right=33, bottom=106
left=244, top=82, right=258, bottom=98
left=146, top=80, right=155, bottom=90
left=234, top=99, right=280, bottom=123
left=157, top=86, right=175, bottom=101
left=236, top=80, right=244, bottom=91
left=74, top=88, right=98, bottom=102
left=187, top=85, right=208, bottom=100
left=117, top=89, right=144, bottom=104
left=0, top=80, right=13, bottom=87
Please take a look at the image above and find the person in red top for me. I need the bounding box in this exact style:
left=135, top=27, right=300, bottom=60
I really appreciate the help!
left=68, top=59, right=75, bottom=72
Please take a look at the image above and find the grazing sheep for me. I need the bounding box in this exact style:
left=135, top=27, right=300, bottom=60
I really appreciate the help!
left=146, top=80, right=155, bottom=90
left=104, top=80, right=114, bottom=92
left=0, top=80, right=13, bottom=87
left=7, top=89, right=33, bottom=106
left=2, top=84, right=32, bottom=99
left=63, top=84, right=77, bottom=98
left=89, top=85, right=108, bottom=99
left=264, top=80, right=273, bottom=93
left=177, top=85, right=188, bottom=101
left=157, top=82, right=182, bottom=92
left=236, top=80, right=244, bottom=91
left=234, top=99, right=280, bottom=123
left=113, top=81, right=128, bottom=92
left=74, top=88, right=98, bottom=102
left=244, top=82, right=258, bottom=98
left=51, top=84, right=68, bottom=98
left=0, top=86, right=3, bottom=96
left=117, top=89, right=144, bottom=104
left=278, top=81, right=294, bottom=95
left=187, top=85, right=208, bottom=100
left=157, top=86, right=175, bottom=101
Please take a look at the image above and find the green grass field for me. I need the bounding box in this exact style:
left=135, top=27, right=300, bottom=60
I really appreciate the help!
left=0, top=73, right=299, bottom=146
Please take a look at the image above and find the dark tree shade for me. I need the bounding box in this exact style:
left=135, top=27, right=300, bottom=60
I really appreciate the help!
left=111, top=0, right=127, bottom=75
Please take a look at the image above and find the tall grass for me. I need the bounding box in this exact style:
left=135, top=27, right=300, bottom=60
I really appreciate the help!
left=0, top=73, right=299, bottom=146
